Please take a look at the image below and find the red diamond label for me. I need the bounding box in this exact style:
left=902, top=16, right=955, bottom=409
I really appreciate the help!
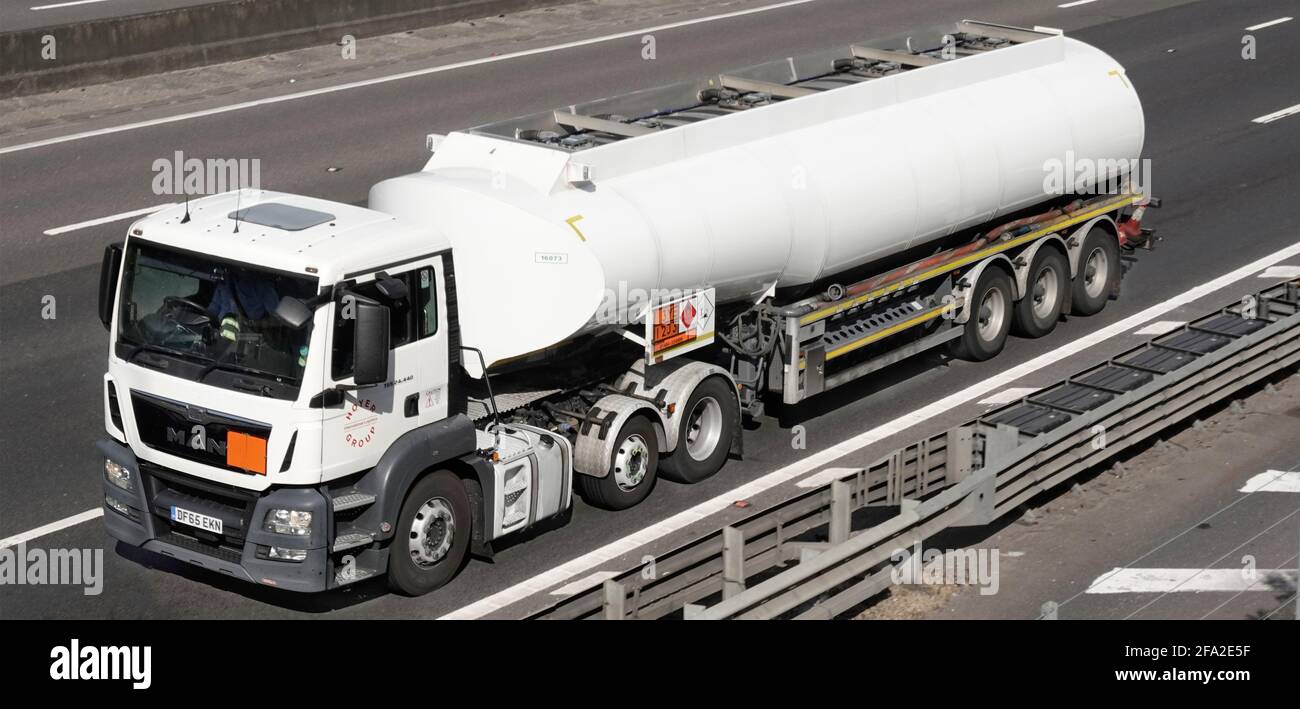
left=681, top=301, right=696, bottom=328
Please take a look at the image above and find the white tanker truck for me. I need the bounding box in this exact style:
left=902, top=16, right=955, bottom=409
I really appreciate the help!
left=96, top=21, right=1157, bottom=595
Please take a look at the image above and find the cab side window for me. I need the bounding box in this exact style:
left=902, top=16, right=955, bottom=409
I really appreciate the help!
left=331, top=265, right=438, bottom=379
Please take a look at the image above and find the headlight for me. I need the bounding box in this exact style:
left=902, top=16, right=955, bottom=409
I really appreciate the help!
left=264, top=509, right=313, bottom=536
left=105, top=459, right=133, bottom=491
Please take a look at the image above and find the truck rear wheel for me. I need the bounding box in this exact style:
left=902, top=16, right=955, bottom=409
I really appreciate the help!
left=951, top=268, right=1013, bottom=362
left=660, top=377, right=738, bottom=484
left=577, top=416, right=659, bottom=510
left=1072, top=227, right=1120, bottom=316
left=1013, top=248, right=1068, bottom=338
left=387, top=471, right=471, bottom=596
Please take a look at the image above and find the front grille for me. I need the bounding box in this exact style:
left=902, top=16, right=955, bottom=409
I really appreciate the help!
left=142, top=460, right=258, bottom=547
left=131, top=391, right=271, bottom=474
left=159, top=530, right=244, bottom=565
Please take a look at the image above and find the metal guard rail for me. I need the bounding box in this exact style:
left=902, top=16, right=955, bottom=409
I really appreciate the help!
left=528, top=279, right=1300, bottom=619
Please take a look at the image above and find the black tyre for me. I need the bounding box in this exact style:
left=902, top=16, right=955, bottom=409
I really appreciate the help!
left=576, top=416, right=659, bottom=510
left=387, top=470, right=471, bottom=596
left=1012, top=248, right=1069, bottom=338
left=1072, top=227, right=1120, bottom=316
left=950, top=268, right=1013, bottom=362
left=660, top=377, right=739, bottom=484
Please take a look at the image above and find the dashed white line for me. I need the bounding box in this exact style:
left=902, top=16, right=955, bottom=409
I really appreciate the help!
left=44, top=203, right=174, bottom=236
left=0, top=508, right=102, bottom=550
left=1087, top=567, right=1286, bottom=594
left=1253, top=102, right=1300, bottom=125
left=0, top=0, right=819, bottom=156
left=441, top=241, right=1300, bottom=619
left=1245, top=17, right=1293, bottom=32
left=1134, top=320, right=1185, bottom=336
left=1239, top=470, right=1300, bottom=494
left=1058, top=0, right=1100, bottom=8
left=30, top=0, right=112, bottom=9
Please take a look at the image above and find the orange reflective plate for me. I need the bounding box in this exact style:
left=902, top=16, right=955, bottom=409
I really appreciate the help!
left=226, top=431, right=267, bottom=474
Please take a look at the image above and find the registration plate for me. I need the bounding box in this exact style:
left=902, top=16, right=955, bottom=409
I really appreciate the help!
left=170, top=505, right=223, bottom=534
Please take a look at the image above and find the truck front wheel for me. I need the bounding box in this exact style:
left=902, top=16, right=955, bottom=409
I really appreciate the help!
left=660, top=377, right=738, bottom=484
left=387, top=471, right=471, bottom=596
left=577, top=416, right=659, bottom=510
left=951, top=268, right=1013, bottom=362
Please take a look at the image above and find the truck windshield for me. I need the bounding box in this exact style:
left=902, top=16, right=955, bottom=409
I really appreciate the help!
left=116, top=241, right=318, bottom=393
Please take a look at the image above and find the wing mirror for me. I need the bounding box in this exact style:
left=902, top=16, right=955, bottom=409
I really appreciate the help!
left=98, top=243, right=123, bottom=330
left=352, top=297, right=391, bottom=387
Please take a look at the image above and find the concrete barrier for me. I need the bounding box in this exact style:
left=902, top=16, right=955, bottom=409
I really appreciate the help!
left=1, top=0, right=573, bottom=98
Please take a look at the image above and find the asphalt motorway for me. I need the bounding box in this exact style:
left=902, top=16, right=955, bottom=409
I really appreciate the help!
left=2, top=0, right=1299, bottom=619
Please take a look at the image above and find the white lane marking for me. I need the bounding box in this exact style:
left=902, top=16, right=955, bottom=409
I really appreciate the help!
left=30, top=0, right=111, bottom=9
left=0, top=0, right=819, bottom=156
left=1058, top=0, right=1100, bottom=8
left=1253, top=103, right=1300, bottom=125
left=979, top=387, right=1039, bottom=405
left=550, top=571, right=620, bottom=596
left=1240, top=470, right=1300, bottom=493
left=440, top=241, right=1300, bottom=619
left=1258, top=265, right=1300, bottom=279
left=1087, top=567, right=1286, bottom=593
left=0, top=508, right=102, bottom=550
left=795, top=467, right=859, bottom=489
left=1245, top=17, right=1293, bottom=31
left=1134, top=320, right=1185, bottom=336
left=43, top=203, right=175, bottom=236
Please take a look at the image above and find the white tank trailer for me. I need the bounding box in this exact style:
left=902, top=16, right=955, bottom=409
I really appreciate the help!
left=370, top=23, right=1144, bottom=373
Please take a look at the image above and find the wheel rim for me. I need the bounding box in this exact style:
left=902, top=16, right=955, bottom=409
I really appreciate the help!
left=408, top=497, right=455, bottom=568
left=1031, top=265, right=1060, bottom=320
left=1083, top=248, right=1109, bottom=299
left=977, top=286, right=1007, bottom=343
left=613, top=434, right=651, bottom=491
left=684, top=396, right=723, bottom=461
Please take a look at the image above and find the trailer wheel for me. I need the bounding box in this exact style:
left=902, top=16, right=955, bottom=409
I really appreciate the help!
left=1072, top=227, right=1120, bottom=316
left=387, top=470, right=471, bottom=596
left=951, top=268, right=1013, bottom=361
left=660, top=377, right=738, bottom=484
left=577, top=416, right=659, bottom=510
left=1013, top=248, right=1068, bottom=338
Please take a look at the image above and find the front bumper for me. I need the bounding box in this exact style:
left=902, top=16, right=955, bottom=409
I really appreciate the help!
left=98, top=439, right=333, bottom=593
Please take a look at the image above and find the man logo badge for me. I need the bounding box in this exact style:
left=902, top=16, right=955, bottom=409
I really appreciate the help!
left=165, top=424, right=226, bottom=456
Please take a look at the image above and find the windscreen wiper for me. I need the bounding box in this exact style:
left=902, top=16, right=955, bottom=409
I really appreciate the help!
left=125, top=342, right=207, bottom=365
left=197, top=360, right=289, bottom=394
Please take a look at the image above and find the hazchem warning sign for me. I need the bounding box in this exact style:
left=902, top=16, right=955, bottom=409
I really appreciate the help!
left=647, top=289, right=716, bottom=364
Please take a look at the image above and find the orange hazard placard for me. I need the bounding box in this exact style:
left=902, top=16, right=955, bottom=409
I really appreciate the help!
left=647, top=289, right=716, bottom=364
left=227, top=431, right=267, bottom=475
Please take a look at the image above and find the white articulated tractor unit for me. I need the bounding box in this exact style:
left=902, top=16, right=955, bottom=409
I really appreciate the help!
left=97, top=22, right=1156, bottom=594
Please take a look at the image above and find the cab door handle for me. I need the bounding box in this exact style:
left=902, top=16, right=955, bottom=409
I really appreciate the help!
left=404, top=393, right=419, bottom=418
